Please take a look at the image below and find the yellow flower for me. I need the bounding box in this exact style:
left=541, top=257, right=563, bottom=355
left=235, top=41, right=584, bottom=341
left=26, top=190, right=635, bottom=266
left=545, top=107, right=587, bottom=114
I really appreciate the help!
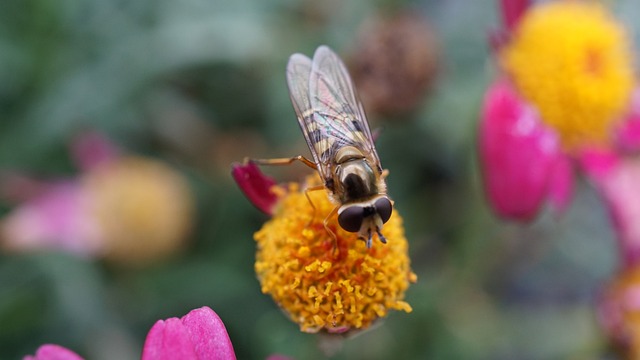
left=82, top=156, right=194, bottom=265
left=254, top=176, right=416, bottom=333
left=501, top=1, right=634, bottom=152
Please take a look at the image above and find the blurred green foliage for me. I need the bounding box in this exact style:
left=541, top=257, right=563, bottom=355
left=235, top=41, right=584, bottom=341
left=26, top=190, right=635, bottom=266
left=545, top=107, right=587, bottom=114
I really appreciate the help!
left=0, top=0, right=638, bottom=359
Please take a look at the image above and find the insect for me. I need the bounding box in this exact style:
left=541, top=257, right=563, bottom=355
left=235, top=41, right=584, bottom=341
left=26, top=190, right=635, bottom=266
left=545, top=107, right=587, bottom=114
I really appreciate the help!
left=249, top=45, right=392, bottom=248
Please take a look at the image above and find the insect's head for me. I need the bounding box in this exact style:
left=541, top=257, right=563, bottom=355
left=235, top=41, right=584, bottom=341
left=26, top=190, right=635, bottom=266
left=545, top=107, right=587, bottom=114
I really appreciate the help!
left=337, top=195, right=393, bottom=248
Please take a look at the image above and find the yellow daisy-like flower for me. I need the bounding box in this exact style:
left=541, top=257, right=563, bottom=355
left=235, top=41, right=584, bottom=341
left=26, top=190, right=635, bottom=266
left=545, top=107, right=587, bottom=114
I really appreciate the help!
left=501, top=1, right=634, bottom=152
left=254, top=176, right=416, bottom=334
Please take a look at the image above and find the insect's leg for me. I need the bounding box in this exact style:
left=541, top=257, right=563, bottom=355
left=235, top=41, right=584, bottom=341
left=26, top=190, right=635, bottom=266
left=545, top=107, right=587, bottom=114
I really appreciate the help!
left=323, top=205, right=340, bottom=254
left=303, top=184, right=325, bottom=225
left=245, top=156, right=317, bottom=170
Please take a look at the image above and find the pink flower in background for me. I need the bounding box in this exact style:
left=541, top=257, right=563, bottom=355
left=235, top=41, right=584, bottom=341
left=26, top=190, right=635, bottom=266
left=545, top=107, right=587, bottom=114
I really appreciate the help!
left=142, top=306, right=236, bottom=360
left=479, top=80, right=572, bottom=220
left=479, top=0, right=638, bottom=221
left=23, top=344, right=84, bottom=360
left=0, top=181, right=103, bottom=257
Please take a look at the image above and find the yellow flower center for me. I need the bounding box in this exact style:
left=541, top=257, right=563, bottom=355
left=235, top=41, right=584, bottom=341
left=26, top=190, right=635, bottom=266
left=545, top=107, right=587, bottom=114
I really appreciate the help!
left=254, top=176, right=416, bottom=333
left=501, top=1, right=634, bottom=152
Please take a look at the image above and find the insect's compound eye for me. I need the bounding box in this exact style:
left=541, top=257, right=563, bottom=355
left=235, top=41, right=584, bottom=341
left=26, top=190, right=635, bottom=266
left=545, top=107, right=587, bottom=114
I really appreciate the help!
left=374, top=197, right=393, bottom=224
left=338, top=206, right=364, bottom=232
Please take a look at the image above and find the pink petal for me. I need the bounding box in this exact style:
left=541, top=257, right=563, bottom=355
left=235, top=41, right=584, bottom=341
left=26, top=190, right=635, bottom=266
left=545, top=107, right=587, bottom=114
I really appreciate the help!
left=578, top=147, right=621, bottom=185
left=489, top=0, right=530, bottom=52
left=590, top=158, right=640, bottom=267
left=479, top=80, right=564, bottom=221
left=70, top=131, right=119, bottom=172
left=499, top=0, right=530, bottom=32
left=231, top=162, right=278, bottom=216
left=181, top=307, right=236, bottom=360
left=1, top=182, right=104, bottom=256
left=142, top=307, right=236, bottom=360
left=23, top=344, right=84, bottom=360
left=142, top=318, right=199, bottom=360
left=616, top=89, right=640, bottom=153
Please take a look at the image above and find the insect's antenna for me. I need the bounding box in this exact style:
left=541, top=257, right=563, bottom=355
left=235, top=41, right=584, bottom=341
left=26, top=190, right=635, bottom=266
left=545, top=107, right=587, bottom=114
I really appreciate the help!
left=376, top=228, right=387, bottom=244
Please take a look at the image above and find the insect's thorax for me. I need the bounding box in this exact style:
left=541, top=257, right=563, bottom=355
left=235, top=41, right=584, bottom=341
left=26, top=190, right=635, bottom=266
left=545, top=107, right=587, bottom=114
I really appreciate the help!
left=333, top=146, right=379, bottom=203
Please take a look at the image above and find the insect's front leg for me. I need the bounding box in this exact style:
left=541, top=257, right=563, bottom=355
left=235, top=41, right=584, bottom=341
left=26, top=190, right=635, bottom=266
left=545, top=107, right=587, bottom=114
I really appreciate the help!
left=303, top=184, right=325, bottom=225
left=302, top=185, right=340, bottom=253
left=323, top=205, right=340, bottom=254
left=244, top=156, right=317, bottom=170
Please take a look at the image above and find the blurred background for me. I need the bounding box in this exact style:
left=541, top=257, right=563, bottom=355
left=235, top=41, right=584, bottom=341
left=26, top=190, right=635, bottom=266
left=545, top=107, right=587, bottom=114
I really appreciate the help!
left=1, top=0, right=640, bottom=359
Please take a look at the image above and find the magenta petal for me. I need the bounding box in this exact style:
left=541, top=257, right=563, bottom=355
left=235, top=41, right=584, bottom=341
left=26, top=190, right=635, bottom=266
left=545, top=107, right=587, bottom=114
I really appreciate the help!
left=142, top=307, right=236, bottom=360
left=578, top=147, right=621, bottom=186
left=70, top=131, right=119, bottom=171
left=23, top=344, right=84, bottom=360
left=142, top=318, right=199, bottom=360
left=499, top=0, right=530, bottom=32
left=181, top=307, right=236, bottom=360
left=616, top=118, right=640, bottom=153
left=1, top=182, right=103, bottom=256
left=591, top=158, right=640, bottom=267
left=231, top=162, right=278, bottom=216
left=479, top=80, right=562, bottom=221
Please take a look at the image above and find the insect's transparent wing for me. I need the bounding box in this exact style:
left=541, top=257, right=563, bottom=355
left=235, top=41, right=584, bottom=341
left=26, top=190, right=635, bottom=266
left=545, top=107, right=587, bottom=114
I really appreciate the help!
left=308, top=46, right=382, bottom=171
left=286, top=53, right=330, bottom=182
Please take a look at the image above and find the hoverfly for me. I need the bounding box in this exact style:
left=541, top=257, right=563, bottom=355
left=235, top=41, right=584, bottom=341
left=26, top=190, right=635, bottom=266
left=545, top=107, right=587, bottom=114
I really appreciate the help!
left=249, top=45, right=392, bottom=248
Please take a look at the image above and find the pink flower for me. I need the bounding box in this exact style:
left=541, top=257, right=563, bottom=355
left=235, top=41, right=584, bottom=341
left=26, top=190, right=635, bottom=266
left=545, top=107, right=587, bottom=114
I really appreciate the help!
left=142, top=306, right=236, bottom=360
left=23, top=344, right=84, bottom=360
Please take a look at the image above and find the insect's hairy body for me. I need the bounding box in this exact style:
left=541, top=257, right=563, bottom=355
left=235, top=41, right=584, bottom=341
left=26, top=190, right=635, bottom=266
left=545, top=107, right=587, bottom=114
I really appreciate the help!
left=301, top=107, right=385, bottom=204
left=333, top=146, right=384, bottom=204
